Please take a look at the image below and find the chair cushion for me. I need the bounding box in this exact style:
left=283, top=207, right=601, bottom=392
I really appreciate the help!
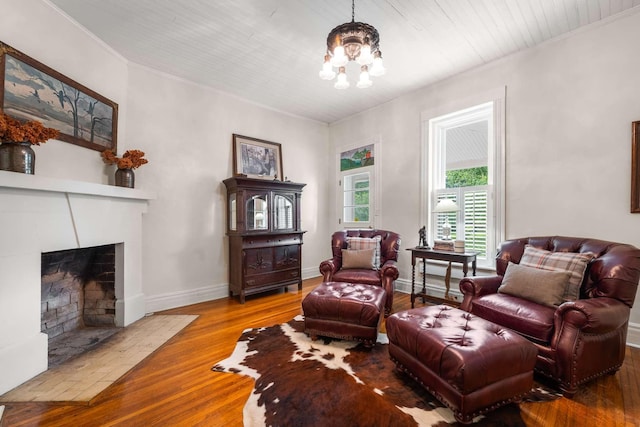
left=341, top=248, right=376, bottom=270
left=498, top=262, right=571, bottom=307
left=469, top=293, right=556, bottom=344
left=519, top=245, right=594, bottom=302
left=332, top=269, right=381, bottom=286
left=347, top=235, right=381, bottom=267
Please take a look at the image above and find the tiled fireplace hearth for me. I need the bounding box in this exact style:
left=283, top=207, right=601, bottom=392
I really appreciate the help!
left=0, top=171, right=154, bottom=395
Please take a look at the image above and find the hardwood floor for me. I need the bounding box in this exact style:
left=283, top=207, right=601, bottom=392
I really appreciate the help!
left=2, top=276, right=639, bottom=426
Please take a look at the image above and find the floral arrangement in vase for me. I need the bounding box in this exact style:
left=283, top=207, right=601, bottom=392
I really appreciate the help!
left=101, top=149, right=148, bottom=169
left=0, top=113, right=59, bottom=145
left=101, top=149, right=148, bottom=188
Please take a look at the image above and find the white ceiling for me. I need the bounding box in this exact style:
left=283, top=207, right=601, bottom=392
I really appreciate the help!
left=49, top=0, right=640, bottom=124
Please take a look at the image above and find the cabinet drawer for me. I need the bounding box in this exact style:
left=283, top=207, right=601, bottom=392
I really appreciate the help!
left=245, top=269, right=300, bottom=288
left=243, top=234, right=302, bottom=249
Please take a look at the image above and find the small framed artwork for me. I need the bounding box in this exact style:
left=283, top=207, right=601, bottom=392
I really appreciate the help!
left=0, top=41, right=118, bottom=152
left=632, top=121, right=640, bottom=213
left=233, top=134, right=283, bottom=180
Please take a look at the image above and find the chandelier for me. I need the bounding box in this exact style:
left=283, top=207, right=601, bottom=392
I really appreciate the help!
left=319, top=0, right=386, bottom=89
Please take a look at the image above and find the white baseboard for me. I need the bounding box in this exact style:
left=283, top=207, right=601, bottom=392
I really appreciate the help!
left=145, top=282, right=229, bottom=314
left=301, top=267, right=320, bottom=280
left=145, top=268, right=321, bottom=314
left=627, top=322, right=640, bottom=348
left=395, top=277, right=464, bottom=304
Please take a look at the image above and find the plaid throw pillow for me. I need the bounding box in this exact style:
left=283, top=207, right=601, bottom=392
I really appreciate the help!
left=519, top=245, right=594, bottom=302
left=346, top=235, right=382, bottom=268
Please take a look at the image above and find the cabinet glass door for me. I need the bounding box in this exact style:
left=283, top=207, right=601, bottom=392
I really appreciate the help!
left=247, top=194, right=268, bottom=230
left=274, top=194, right=294, bottom=230
left=229, top=193, right=237, bottom=231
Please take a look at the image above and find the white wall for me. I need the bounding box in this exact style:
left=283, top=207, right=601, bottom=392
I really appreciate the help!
left=329, top=9, right=640, bottom=343
left=1, top=0, right=330, bottom=315
left=126, top=65, right=329, bottom=309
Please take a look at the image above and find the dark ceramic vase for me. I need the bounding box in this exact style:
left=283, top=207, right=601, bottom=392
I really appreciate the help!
left=115, top=168, right=135, bottom=188
left=0, top=141, right=36, bottom=174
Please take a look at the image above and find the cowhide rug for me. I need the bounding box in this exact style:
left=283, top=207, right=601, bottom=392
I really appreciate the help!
left=212, top=315, right=560, bottom=426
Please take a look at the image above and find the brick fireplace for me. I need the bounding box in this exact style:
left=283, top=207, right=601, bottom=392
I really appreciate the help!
left=41, top=245, right=117, bottom=338
left=0, top=171, right=154, bottom=395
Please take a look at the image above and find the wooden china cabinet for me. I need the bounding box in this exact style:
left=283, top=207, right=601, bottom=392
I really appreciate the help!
left=223, top=176, right=306, bottom=303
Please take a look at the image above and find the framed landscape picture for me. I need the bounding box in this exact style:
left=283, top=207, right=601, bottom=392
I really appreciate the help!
left=233, top=134, right=283, bottom=180
left=0, top=41, right=118, bottom=152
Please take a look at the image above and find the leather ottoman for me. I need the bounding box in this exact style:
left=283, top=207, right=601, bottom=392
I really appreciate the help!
left=386, top=305, right=538, bottom=424
left=302, top=281, right=386, bottom=347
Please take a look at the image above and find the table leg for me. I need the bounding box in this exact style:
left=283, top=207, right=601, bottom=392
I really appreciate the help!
left=472, top=259, right=477, bottom=276
left=444, top=262, right=452, bottom=300
left=411, top=261, right=416, bottom=308
left=421, top=258, right=427, bottom=303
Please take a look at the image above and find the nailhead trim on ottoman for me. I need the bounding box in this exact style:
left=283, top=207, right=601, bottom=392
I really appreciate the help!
left=386, top=305, right=538, bottom=424
left=302, top=281, right=386, bottom=347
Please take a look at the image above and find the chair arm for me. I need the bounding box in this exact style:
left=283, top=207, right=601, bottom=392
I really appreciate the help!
left=459, top=275, right=503, bottom=297
left=459, top=275, right=503, bottom=312
left=554, top=297, right=631, bottom=334
left=380, top=260, right=399, bottom=316
left=380, top=260, right=399, bottom=281
left=319, top=258, right=340, bottom=281
left=552, top=297, right=631, bottom=394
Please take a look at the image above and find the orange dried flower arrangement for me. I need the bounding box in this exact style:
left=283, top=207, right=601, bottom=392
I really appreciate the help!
left=101, top=149, right=148, bottom=169
left=0, top=113, right=59, bottom=145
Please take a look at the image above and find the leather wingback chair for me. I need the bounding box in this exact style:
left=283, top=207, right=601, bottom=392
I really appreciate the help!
left=319, top=229, right=401, bottom=316
left=459, top=236, right=640, bottom=396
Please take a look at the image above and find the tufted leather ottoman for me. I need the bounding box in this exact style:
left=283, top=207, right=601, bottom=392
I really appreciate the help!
left=302, top=281, right=386, bottom=347
left=386, top=305, right=538, bottom=424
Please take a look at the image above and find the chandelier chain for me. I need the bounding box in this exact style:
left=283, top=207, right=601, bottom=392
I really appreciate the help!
left=351, top=0, right=355, bottom=22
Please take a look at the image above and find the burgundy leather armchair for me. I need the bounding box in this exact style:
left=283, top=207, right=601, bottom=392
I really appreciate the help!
left=459, top=236, right=640, bottom=396
left=319, top=229, right=400, bottom=316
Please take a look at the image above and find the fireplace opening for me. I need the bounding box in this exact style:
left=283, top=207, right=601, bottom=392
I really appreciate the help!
left=41, top=244, right=120, bottom=367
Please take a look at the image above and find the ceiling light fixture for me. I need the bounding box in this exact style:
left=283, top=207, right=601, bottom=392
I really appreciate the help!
left=319, top=0, right=385, bottom=89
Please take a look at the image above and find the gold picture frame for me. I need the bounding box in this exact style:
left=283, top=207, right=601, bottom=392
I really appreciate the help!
left=232, top=134, right=283, bottom=180
left=0, top=41, right=118, bottom=152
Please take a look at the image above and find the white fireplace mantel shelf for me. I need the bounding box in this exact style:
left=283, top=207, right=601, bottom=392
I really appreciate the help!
left=0, top=170, right=156, bottom=201
left=0, top=170, right=155, bottom=395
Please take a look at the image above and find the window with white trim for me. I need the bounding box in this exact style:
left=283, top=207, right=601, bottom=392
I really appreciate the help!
left=337, top=141, right=379, bottom=229
left=343, top=171, right=371, bottom=224
left=423, top=96, right=505, bottom=268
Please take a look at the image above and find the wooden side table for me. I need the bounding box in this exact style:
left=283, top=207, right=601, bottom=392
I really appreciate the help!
left=407, top=247, right=477, bottom=307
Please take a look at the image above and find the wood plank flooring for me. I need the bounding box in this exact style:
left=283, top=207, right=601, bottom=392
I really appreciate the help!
left=2, top=276, right=639, bottom=426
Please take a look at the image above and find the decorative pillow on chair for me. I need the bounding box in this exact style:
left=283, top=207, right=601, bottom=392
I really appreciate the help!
left=519, top=245, right=595, bottom=302
left=346, top=235, right=382, bottom=268
left=498, top=262, right=571, bottom=307
left=341, top=248, right=376, bottom=270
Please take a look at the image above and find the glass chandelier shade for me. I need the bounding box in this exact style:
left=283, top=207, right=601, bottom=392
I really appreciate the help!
left=319, top=0, right=385, bottom=89
left=334, top=67, right=350, bottom=89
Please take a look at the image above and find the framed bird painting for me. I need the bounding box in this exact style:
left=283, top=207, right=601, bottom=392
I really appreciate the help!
left=0, top=41, right=118, bottom=152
